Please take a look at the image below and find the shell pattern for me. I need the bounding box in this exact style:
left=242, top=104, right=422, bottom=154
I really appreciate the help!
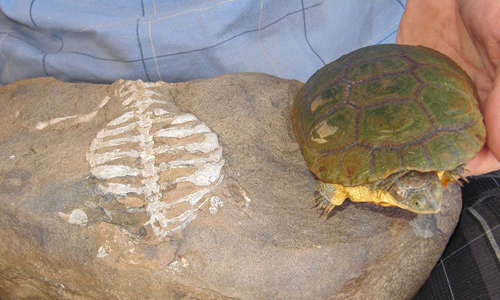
left=86, top=80, right=225, bottom=238
left=292, top=45, right=485, bottom=186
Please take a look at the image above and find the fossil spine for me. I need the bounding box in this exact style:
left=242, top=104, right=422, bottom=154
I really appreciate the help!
left=87, top=80, right=224, bottom=238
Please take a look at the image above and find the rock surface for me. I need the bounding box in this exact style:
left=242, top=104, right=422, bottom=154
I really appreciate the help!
left=0, top=75, right=461, bottom=299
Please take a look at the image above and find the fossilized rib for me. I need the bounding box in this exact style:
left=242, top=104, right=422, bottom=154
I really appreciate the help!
left=86, top=80, right=224, bottom=238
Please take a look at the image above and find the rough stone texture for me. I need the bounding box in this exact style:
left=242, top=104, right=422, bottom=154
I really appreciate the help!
left=0, top=75, right=462, bottom=299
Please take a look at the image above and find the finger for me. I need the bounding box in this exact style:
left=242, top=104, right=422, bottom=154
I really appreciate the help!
left=464, top=146, right=500, bottom=176
left=483, top=73, right=500, bottom=160
left=466, top=75, right=500, bottom=176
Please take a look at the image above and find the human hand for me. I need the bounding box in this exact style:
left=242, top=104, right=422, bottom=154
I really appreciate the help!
left=397, top=0, right=500, bottom=176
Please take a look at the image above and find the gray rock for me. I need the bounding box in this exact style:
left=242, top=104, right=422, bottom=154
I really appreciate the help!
left=0, top=75, right=461, bottom=299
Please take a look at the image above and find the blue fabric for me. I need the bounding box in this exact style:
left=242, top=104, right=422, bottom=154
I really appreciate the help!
left=0, top=0, right=406, bottom=85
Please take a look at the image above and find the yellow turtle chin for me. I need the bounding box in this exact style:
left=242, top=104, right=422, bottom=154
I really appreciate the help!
left=313, top=170, right=458, bottom=215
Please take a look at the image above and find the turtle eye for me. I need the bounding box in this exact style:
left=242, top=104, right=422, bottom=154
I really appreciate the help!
left=413, top=200, right=422, bottom=208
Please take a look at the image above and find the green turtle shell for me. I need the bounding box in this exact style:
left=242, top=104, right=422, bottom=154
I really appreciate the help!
left=292, top=44, right=485, bottom=186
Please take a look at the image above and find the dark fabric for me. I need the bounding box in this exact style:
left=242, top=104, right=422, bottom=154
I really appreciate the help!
left=414, top=170, right=500, bottom=300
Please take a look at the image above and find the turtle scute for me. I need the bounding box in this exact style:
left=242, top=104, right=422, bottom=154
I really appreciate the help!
left=293, top=44, right=486, bottom=214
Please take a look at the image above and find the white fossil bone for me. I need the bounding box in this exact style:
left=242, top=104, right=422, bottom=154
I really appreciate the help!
left=86, top=80, right=225, bottom=238
left=36, top=96, right=111, bottom=130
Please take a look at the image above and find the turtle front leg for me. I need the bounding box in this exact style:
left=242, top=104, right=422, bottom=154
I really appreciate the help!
left=313, top=181, right=348, bottom=215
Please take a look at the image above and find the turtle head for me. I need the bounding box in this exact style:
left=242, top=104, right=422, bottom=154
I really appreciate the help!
left=386, top=171, right=443, bottom=214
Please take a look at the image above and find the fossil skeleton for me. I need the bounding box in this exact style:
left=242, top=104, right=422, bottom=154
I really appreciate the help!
left=86, top=80, right=224, bottom=238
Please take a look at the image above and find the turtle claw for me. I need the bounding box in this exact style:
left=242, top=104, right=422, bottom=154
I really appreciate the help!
left=319, top=207, right=327, bottom=217
left=311, top=195, right=331, bottom=217
left=311, top=196, right=322, bottom=209
left=325, top=207, right=336, bottom=220
left=457, top=171, right=469, bottom=185
left=323, top=204, right=337, bottom=220
left=311, top=195, right=337, bottom=219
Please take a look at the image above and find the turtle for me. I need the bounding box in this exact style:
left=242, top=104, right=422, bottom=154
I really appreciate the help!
left=292, top=44, right=485, bottom=214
